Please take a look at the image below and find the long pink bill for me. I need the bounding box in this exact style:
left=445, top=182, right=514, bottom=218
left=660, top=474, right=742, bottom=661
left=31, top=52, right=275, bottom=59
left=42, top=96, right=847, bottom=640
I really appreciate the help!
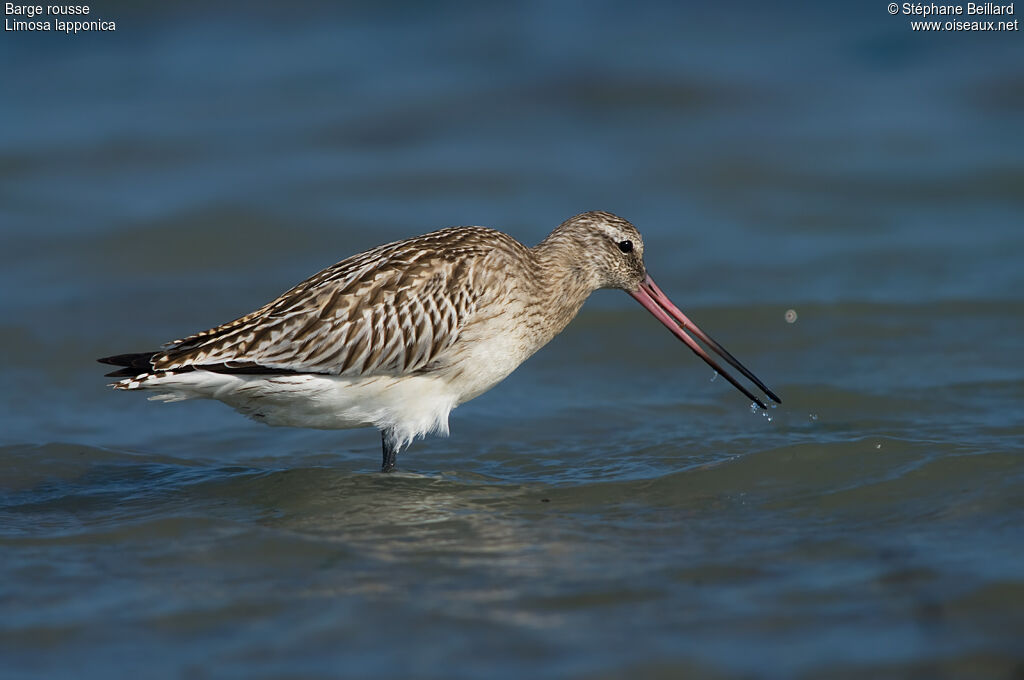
left=629, top=274, right=782, bottom=410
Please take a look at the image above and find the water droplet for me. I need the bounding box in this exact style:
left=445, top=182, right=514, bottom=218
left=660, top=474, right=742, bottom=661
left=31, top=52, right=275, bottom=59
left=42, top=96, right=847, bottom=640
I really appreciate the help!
left=710, top=371, right=719, bottom=382
left=785, top=309, right=798, bottom=323
left=875, top=443, right=882, bottom=449
left=809, top=413, right=818, bottom=421
left=750, top=402, right=759, bottom=413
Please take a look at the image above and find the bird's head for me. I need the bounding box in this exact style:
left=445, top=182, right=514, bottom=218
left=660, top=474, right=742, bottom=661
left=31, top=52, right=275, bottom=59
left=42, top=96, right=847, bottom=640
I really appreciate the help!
left=545, top=210, right=648, bottom=292
left=544, top=210, right=781, bottom=410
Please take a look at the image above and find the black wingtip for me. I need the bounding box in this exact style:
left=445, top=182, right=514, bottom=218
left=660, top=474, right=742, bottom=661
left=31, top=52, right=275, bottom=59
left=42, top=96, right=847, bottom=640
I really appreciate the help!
left=97, top=352, right=157, bottom=377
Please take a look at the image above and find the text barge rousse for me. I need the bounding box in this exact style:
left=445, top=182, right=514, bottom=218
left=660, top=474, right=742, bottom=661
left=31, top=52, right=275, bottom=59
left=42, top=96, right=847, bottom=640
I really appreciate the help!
left=5, top=3, right=115, bottom=32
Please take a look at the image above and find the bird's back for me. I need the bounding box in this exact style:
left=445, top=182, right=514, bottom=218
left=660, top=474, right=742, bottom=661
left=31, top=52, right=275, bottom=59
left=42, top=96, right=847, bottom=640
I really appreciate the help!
left=137, top=226, right=530, bottom=380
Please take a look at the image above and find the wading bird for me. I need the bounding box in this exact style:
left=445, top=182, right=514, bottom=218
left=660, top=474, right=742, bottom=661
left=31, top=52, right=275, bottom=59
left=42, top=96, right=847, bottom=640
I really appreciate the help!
left=100, top=211, right=780, bottom=471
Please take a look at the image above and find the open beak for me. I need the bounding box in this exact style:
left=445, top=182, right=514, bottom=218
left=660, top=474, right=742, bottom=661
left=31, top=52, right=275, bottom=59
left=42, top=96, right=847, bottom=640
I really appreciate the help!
left=629, top=274, right=781, bottom=410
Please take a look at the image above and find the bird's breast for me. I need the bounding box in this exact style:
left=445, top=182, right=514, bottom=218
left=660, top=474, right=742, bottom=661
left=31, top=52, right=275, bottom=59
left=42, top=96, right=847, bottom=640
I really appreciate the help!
left=426, top=301, right=561, bottom=405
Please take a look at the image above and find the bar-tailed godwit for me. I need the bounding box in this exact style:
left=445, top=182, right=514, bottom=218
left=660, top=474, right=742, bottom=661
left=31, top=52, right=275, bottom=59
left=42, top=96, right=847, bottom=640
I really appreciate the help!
left=100, top=211, right=780, bottom=471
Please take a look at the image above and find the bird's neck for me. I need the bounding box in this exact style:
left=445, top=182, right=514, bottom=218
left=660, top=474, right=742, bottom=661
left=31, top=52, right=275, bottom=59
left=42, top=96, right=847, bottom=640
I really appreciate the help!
left=527, top=235, right=598, bottom=337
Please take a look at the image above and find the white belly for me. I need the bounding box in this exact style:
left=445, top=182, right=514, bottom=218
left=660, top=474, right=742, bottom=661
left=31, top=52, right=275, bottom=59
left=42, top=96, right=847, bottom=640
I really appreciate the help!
left=118, top=303, right=566, bottom=450
left=133, top=370, right=459, bottom=449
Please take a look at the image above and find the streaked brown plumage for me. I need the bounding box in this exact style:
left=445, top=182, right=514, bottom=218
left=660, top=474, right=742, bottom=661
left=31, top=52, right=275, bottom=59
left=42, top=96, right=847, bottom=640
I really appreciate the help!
left=100, top=211, right=779, bottom=471
left=157, top=227, right=504, bottom=376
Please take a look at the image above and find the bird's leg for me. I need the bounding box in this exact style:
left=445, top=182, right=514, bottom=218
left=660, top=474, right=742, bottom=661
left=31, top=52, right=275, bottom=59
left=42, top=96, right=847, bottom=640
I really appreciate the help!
left=381, top=429, right=399, bottom=473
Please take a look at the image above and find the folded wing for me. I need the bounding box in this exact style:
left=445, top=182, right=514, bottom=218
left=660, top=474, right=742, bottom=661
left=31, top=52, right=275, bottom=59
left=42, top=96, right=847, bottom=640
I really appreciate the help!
left=151, top=228, right=499, bottom=377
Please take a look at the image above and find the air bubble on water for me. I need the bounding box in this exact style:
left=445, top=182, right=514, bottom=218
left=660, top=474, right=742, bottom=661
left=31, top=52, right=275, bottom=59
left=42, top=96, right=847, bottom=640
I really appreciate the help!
left=785, top=309, right=798, bottom=324
left=770, top=402, right=778, bottom=409
left=809, top=413, right=818, bottom=421
left=875, top=442, right=882, bottom=450
left=710, top=371, right=718, bottom=382
left=750, top=401, right=759, bottom=413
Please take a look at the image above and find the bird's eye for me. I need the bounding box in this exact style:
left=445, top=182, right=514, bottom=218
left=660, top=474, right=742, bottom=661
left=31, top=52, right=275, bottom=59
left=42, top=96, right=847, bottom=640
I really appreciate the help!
left=617, top=240, right=633, bottom=253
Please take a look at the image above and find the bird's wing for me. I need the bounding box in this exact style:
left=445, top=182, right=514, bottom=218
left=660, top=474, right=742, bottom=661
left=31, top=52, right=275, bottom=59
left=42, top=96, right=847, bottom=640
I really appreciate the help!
left=151, top=228, right=509, bottom=376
